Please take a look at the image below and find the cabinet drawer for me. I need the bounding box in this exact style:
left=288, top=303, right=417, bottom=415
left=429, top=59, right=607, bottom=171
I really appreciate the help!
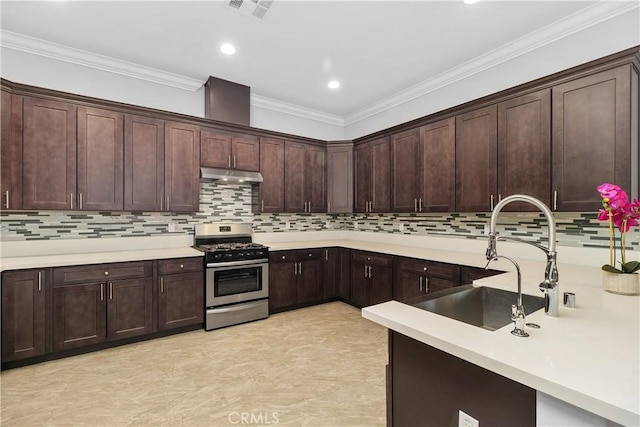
left=270, top=250, right=298, bottom=263
left=53, top=261, right=153, bottom=286
left=399, top=258, right=460, bottom=281
left=158, top=257, right=203, bottom=275
left=299, top=248, right=323, bottom=261
left=352, top=251, right=393, bottom=267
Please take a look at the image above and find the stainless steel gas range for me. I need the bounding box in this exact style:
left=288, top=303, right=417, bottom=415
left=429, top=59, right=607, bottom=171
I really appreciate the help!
left=193, top=223, right=269, bottom=331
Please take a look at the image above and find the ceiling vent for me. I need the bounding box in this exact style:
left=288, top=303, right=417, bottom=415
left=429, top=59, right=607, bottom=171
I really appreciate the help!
left=227, top=0, right=274, bottom=20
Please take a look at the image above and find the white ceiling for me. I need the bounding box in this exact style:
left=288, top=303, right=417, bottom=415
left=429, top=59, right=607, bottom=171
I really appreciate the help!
left=0, top=0, right=632, bottom=120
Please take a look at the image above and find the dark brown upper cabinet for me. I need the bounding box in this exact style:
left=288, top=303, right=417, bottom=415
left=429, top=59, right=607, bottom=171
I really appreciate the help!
left=354, top=137, right=391, bottom=213
left=0, top=89, right=22, bottom=211
left=552, top=65, right=635, bottom=211
left=124, top=114, right=165, bottom=211
left=455, top=105, right=498, bottom=212
left=391, top=119, right=456, bottom=213
left=164, top=121, right=200, bottom=212
left=77, top=106, right=124, bottom=211
left=326, top=142, right=354, bottom=214
left=255, top=137, right=285, bottom=213
left=284, top=140, right=326, bottom=213
left=419, top=118, right=456, bottom=212
left=497, top=89, right=551, bottom=211
left=200, top=129, right=259, bottom=172
left=22, top=96, right=77, bottom=211
left=391, top=128, right=420, bottom=212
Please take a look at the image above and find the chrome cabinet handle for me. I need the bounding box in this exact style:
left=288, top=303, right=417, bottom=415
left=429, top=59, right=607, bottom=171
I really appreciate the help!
left=369, top=201, right=373, bottom=212
left=325, top=249, right=328, bottom=261
left=109, top=282, right=113, bottom=300
left=104, top=271, right=109, bottom=276
left=228, top=155, right=232, bottom=168
left=419, top=276, right=423, bottom=292
left=261, top=200, right=264, bottom=212
left=160, top=277, right=164, bottom=293
left=419, top=198, right=423, bottom=212
left=4, top=190, right=8, bottom=209
left=308, top=201, right=311, bottom=212
left=364, top=265, right=367, bottom=278
left=166, top=196, right=170, bottom=211
left=498, top=194, right=502, bottom=202
left=553, top=190, right=558, bottom=211
left=414, top=198, right=418, bottom=212
left=328, top=201, right=331, bottom=212
left=298, top=262, right=302, bottom=275
left=233, top=156, right=236, bottom=169
left=79, top=192, right=83, bottom=210
left=424, top=277, right=429, bottom=293
left=294, top=263, right=298, bottom=275
left=490, top=194, right=495, bottom=211
left=180, top=264, right=184, bottom=269
left=37, top=271, right=42, bottom=292
left=70, top=192, right=74, bottom=209
left=160, top=197, right=163, bottom=211
left=368, top=265, right=372, bottom=278
left=100, top=283, right=104, bottom=301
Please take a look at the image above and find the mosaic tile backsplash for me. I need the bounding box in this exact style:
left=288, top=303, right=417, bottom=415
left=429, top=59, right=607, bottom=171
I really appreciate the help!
left=0, top=182, right=636, bottom=251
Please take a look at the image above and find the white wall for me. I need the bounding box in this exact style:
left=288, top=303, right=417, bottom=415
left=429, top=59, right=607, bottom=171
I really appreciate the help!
left=343, top=8, right=640, bottom=140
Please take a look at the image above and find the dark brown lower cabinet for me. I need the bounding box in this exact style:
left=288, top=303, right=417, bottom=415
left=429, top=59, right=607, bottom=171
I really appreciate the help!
left=350, top=251, right=393, bottom=308
left=157, top=271, right=204, bottom=331
left=322, top=248, right=338, bottom=299
left=1, top=269, right=47, bottom=362
left=52, top=261, right=153, bottom=352
left=389, top=331, right=535, bottom=427
left=269, top=249, right=323, bottom=312
left=338, top=248, right=351, bottom=301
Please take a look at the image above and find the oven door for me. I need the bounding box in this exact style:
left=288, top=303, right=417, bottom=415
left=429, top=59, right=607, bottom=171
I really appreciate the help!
left=206, top=260, right=269, bottom=307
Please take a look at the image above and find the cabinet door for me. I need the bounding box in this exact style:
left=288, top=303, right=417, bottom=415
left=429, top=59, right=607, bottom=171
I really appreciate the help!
left=107, top=277, right=153, bottom=340
left=1, top=269, right=46, bottom=362
left=338, top=248, right=351, bottom=301
left=371, top=137, right=391, bottom=212
left=77, top=106, right=124, bottom=211
left=370, top=266, right=393, bottom=306
left=353, top=142, right=372, bottom=213
left=284, top=140, right=306, bottom=212
left=395, top=269, right=425, bottom=302
left=158, top=272, right=204, bottom=331
left=165, top=121, right=200, bottom=212
left=53, top=283, right=106, bottom=351
left=391, top=129, right=420, bottom=212
left=350, top=259, right=370, bottom=308
left=1, top=90, right=22, bottom=210
left=498, top=89, right=551, bottom=211
left=124, top=114, right=164, bottom=211
left=420, top=118, right=455, bottom=212
left=232, top=134, right=260, bottom=172
left=326, top=143, right=353, bottom=213
left=200, top=129, right=232, bottom=168
left=269, top=259, right=297, bottom=311
left=298, top=258, right=323, bottom=304
left=455, top=105, right=497, bottom=212
left=323, top=248, right=338, bottom=299
left=552, top=66, right=632, bottom=211
left=306, top=145, right=327, bottom=213
left=258, top=137, right=285, bottom=213
left=22, top=96, right=77, bottom=210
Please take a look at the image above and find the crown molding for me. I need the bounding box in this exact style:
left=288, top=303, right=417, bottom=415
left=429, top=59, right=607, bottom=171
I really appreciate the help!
left=0, top=30, right=203, bottom=92
left=344, top=1, right=639, bottom=127
left=251, top=93, right=344, bottom=127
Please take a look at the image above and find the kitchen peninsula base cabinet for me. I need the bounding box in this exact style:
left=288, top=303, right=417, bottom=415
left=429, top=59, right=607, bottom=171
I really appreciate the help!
left=388, top=331, right=535, bottom=427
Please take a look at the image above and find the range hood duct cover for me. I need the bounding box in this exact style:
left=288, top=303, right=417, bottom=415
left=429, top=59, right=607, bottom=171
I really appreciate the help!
left=200, top=167, right=263, bottom=183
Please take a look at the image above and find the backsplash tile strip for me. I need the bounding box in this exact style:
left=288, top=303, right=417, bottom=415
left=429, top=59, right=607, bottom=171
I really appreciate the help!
left=0, top=183, right=636, bottom=251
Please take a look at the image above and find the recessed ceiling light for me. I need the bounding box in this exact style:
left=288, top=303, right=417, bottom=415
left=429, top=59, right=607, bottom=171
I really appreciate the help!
left=220, top=43, right=236, bottom=55
left=463, top=0, right=480, bottom=4
left=328, top=80, right=340, bottom=89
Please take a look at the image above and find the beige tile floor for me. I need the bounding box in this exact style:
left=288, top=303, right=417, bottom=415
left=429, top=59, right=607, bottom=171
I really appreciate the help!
left=1, top=302, right=388, bottom=427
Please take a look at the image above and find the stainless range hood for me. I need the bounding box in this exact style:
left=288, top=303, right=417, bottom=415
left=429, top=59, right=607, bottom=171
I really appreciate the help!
left=200, top=167, right=263, bottom=183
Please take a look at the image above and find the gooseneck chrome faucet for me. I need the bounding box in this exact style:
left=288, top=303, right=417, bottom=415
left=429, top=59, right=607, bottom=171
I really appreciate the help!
left=485, top=194, right=560, bottom=318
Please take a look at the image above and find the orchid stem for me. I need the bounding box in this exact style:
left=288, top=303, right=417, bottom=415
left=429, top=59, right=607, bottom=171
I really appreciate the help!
left=608, top=210, right=614, bottom=266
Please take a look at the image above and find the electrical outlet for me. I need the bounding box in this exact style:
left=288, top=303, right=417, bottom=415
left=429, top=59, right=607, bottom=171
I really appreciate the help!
left=168, top=222, right=178, bottom=233
left=325, top=221, right=332, bottom=229
left=483, top=224, right=490, bottom=235
left=354, top=222, right=359, bottom=229
left=397, top=222, right=404, bottom=232
left=285, top=221, right=291, bottom=230
left=458, top=410, right=479, bottom=427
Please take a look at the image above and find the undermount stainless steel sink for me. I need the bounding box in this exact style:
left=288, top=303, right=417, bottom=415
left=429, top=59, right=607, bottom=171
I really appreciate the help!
left=411, top=285, right=545, bottom=331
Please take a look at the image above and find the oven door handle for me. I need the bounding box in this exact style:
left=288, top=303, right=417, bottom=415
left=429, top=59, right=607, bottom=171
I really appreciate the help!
left=206, top=259, right=269, bottom=268
left=207, top=300, right=267, bottom=314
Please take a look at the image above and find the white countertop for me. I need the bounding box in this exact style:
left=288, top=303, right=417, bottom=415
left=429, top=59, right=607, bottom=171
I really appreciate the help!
left=0, top=235, right=203, bottom=271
